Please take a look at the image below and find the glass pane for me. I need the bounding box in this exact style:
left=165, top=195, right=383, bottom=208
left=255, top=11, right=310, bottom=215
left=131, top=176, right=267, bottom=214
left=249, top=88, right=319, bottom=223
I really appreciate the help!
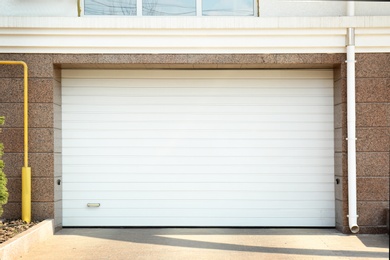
left=203, top=0, right=254, bottom=16
left=85, top=0, right=136, bottom=16
left=143, top=0, right=196, bottom=16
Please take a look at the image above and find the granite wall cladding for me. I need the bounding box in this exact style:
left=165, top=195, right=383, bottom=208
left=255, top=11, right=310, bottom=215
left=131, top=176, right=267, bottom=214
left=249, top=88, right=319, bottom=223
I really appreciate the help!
left=0, top=54, right=58, bottom=226
left=334, top=53, right=390, bottom=234
left=353, top=53, right=390, bottom=234
left=0, top=53, right=388, bottom=233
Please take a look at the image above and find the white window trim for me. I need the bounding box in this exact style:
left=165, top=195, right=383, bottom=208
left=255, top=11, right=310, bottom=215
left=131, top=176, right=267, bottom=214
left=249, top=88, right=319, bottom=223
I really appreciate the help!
left=196, top=0, right=202, bottom=17
left=137, top=0, right=142, bottom=16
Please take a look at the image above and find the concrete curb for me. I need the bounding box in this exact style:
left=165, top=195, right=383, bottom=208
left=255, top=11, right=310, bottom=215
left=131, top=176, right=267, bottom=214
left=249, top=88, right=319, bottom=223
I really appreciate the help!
left=0, top=219, right=54, bottom=260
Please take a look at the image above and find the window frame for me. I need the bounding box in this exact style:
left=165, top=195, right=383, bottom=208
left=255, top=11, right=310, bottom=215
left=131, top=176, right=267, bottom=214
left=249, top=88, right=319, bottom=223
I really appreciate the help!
left=82, top=0, right=258, bottom=17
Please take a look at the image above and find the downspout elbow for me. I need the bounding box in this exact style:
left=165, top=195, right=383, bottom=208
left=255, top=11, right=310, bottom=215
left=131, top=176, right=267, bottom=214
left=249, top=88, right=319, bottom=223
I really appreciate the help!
left=349, top=219, right=360, bottom=234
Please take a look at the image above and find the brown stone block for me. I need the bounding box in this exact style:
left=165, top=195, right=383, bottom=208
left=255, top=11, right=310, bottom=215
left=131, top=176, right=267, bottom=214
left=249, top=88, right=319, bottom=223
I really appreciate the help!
left=0, top=57, right=24, bottom=77
left=0, top=54, right=53, bottom=78
left=30, top=103, right=54, bottom=128
left=357, top=177, right=389, bottom=201
left=357, top=103, right=388, bottom=127
left=32, top=202, right=55, bottom=220
left=30, top=153, right=55, bottom=177
left=1, top=128, right=23, bottom=153
left=231, top=54, right=277, bottom=64
left=357, top=226, right=388, bottom=234
left=387, top=104, right=390, bottom=127
left=3, top=127, right=55, bottom=154
left=0, top=78, right=24, bottom=103
left=32, top=178, right=54, bottom=202
left=275, top=54, right=322, bottom=64
left=356, top=53, right=390, bottom=78
left=187, top=54, right=235, bottom=64
left=1, top=103, right=54, bottom=128
left=322, top=53, right=344, bottom=64
left=2, top=153, right=54, bottom=178
left=0, top=78, right=55, bottom=103
left=334, top=103, right=346, bottom=129
left=356, top=78, right=389, bottom=103
left=1, top=128, right=54, bottom=153
left=1, top=153, right=23, bottom=178
left=0, top=201, right=54, bottom=221
left=357, top=152, right=389, bottom=177
left=356, top=127, right=389, bottom=152
left=29, top=128, right=54, bottom=153
left=29, top=78, right=56, bottom=103
left=0, top=103, right=23, bottom=128
left=99, top=54, right=190, bottom=64
left=334, top=152, right=347, bottom=177
left=333, top=78, right=347, bottom=105
left=1, top=202, right=21, bottom=219
left=357, top=201, right=389, bottom=226
left=53, top=54, right=99, bottom=64
left=6, top=177, right=21, bottom=202
left=334, top=128, right=347, bottom=153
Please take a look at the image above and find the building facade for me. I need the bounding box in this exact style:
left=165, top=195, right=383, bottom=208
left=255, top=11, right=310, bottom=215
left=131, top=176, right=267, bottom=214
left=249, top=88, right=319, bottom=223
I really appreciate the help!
left=0, top=0, right=389, bottom=233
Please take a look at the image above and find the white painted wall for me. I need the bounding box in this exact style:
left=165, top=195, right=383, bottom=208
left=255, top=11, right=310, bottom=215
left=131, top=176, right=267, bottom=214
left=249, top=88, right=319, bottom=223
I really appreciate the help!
left=0, top=16, right=389, bottom=54
left=355, top=2, right=390, bottom=16
left=1, top=0, right=389, bottom=17
left=260, top=0, right=346, bottom=17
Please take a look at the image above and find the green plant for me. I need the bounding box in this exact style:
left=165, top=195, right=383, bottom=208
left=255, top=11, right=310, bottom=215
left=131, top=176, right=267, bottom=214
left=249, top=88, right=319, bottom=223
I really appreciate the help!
left=0, top=116, right=8, bottom=217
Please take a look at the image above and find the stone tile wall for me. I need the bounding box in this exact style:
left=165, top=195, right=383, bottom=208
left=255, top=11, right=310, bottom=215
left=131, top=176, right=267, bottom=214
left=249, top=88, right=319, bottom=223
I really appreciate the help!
left=0, top=53, right=388, bottom=233
left=354, top=54, right=390, bottom=233
left=0, top=54, right=58, bottom=223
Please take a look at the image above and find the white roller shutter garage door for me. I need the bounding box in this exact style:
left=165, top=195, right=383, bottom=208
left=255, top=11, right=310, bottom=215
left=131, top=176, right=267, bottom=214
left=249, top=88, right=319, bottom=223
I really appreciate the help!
left=62, top=70, right=335, bottom=227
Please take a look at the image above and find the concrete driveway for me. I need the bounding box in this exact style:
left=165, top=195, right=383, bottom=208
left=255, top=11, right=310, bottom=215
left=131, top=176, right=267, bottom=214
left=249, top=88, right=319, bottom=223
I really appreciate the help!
left=20, top=228, right=389, bottom=260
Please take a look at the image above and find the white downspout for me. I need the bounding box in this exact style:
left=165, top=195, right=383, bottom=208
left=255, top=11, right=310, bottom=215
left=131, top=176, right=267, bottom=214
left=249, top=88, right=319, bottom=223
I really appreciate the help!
left=346, top=1, right=359, bottom=234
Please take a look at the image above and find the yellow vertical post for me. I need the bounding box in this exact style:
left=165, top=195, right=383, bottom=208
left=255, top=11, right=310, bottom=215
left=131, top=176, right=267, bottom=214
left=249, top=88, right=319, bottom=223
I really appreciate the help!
left=77, top=0, right=81, bottom=17
left=0, top=61, right=31, bottom=223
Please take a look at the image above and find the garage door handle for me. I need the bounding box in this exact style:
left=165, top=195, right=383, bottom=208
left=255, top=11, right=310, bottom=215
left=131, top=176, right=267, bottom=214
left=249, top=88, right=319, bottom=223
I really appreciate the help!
left=87, top=203, right=100, bottom=207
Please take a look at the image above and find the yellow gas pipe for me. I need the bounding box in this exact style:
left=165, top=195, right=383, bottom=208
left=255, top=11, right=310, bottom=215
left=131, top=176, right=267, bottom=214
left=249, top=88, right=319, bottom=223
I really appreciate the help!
left=0, top=61, right=31, bottom=223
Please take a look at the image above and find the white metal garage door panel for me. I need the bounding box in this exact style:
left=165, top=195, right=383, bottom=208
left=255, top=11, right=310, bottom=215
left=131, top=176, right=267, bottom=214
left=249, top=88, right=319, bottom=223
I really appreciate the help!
left=62, top=70, right=335, bottom=227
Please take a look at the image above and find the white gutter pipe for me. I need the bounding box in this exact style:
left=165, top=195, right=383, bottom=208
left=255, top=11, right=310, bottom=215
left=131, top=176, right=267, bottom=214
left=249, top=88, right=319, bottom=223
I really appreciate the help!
left=346, top=1, right=359, bottom=234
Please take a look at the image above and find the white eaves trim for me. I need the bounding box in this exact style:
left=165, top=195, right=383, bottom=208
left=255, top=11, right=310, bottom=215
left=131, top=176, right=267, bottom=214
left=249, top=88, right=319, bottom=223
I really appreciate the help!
left=1, top=16, right=390, bottom=29
left=0, top=16, right=389, bottom=54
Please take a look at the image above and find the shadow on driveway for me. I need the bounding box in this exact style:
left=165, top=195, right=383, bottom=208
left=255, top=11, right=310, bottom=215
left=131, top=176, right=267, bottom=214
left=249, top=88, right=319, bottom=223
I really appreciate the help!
left=56, top=228, right=389, bottom=259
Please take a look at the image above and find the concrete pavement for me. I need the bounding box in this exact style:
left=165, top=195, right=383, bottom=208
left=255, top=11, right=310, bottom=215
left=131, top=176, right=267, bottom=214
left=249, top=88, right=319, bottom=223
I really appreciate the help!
left=20, top=228, right=389, bottom=260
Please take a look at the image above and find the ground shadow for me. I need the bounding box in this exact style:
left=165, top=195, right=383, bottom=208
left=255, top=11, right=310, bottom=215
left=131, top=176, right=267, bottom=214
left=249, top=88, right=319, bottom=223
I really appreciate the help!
left=58, top=228, right=389, bottom=258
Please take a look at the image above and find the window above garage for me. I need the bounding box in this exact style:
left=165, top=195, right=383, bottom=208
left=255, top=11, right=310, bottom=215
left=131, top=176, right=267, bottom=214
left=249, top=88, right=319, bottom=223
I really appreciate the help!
left=84, top=0, right=257, bottom=16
